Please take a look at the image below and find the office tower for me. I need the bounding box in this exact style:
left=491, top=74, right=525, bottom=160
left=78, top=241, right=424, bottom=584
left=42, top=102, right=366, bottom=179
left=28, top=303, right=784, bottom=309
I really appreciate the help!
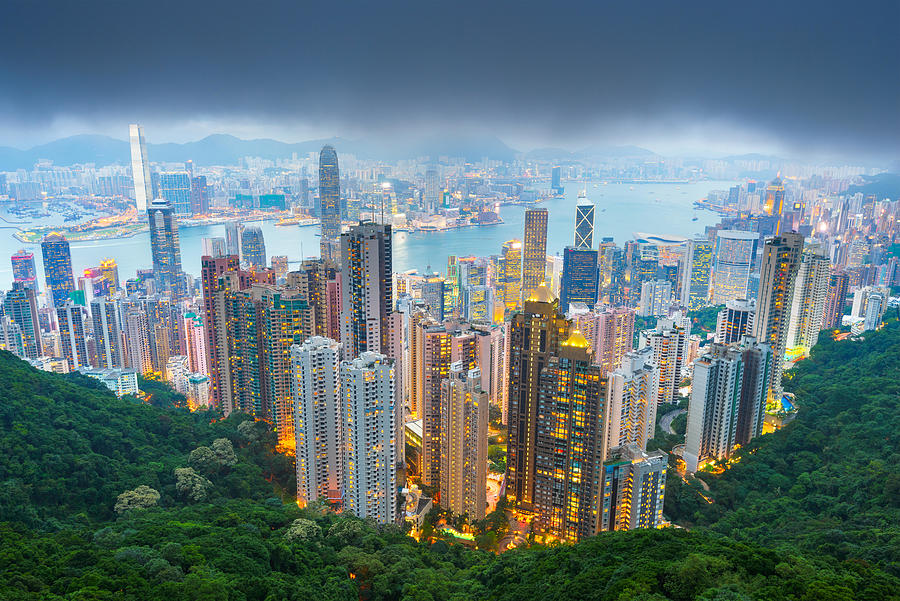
left=91, top=297, right=125, bottom=369
left=551, top=166, right=562, bottom=194
left=224, top=222, right=241, bottom=256
left=710, top=230, right=758, bottom=304
left=240, top=226, right=267, bottom=269
left=638, top=279, right=672, bottom=317
left=190, top=175, right=209, bottom=214
left=439, top=363, right=488, bottom=520
left=822, top=270, right=850, bottom=329
left=574, top=192, right=594, bottom=250
left=533, top=330, right=606, bottom=542
left=341, top=352, right=399, bottom=524
left=681, top=239, right=713, bottom=309
left=292, top=337, right=343, bottom=507
left=159, top=171, right=193, bottom=216
left=147, top=198, right=183, bottom=297
left=606, top=347, right=659, bottom=453
left=4, top=283, right=41, bottom=358
left=545, top=254, right=564, bottom=299
left=753, top=232, right=803, bottom=399
left=124, top=309, right=153, bottom=374
left=129, top=124, right=152, bottom=212
left=560, top=246, right=599, bottom=312
left=202, top=237, right=226, bottom=258
left=57, top=300, right=89, bottom=370
left=599, top=445, right=667, bottom=532
left=639, top=318, right=688, bottom=405
left=200, top=254, right=240, bottom=408
left=716, top=298, right=756, bottom=344
left=764, top=176, right=786, bottom=233
left=424, top=167, right=440, bottom=212
left=498, top=240, right=523, bottom=310
left=11, top=249, right=37, bottom=291
left=594, top=306, right=635, bottom=374
left=341, top=222, right=393, bottom=360
left=318, top=145, right=341, bottom=263
left=522, top=209, right=549, bottom=299
left=98, top=259, right=119, bottom=292
left=41, top=233, right=75, bottom=308
left=421, top=273, right=446, bottom=321
left=786, top=248, right=830, bottom=350
left=507, top=283, right=570, bottom=509
left=684, top=337, right=771, bottom=472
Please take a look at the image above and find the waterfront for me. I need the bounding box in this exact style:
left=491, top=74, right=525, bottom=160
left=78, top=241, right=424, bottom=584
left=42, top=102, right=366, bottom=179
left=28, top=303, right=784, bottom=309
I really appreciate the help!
left=0, top=180, right=736, bottom=288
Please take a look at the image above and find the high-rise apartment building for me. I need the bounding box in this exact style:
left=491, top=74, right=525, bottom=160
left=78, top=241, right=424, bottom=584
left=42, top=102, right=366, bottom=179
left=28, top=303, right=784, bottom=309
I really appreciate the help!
left=41, top=233, right=75, bottom=308
left=240, top=226, right=267, bottom=269
left=57, top=300, right=89, bottom=370
left=340, top=222, right=393, bottom=359
left=786, top=247, right=830, bottom=350
left=560, top=246, right=599, bottom=312
left=129, top=124, right=152, bottom=212
left=159, top=171, right=193, bottom=217
left=599, top=445, right=667, bottom=532
left=11, top=249, right=37, bottom=291
left=606, top=347, right=659, bottom=453
left=224, top=222, right=241, bottom=256
left=684, top=337, right=771, bottom=472
left=201, top=254, right=240, bottom=408
left=318, top=145, right=341, bottom=263
left=506, top=283, right=569, bottom=509
left=147, top=198, right=183, bottom=297
left=638, top=279, right=672, bottom=317
left=711, top=230, right=758, bottom=304
left=681, top=239, right=713, bottom=309
left=292, top=337, right=343, bottom=507
left=764, top=176, right=787, bottom=234
left=4, top=283, right=41, bottom=358
left=522, top=209, right=548, bottom=300
left=574, top=192, right=594, bottom=250
left=124, top=309, right=153, bottom=374
left=341, top=352, right=399, bottom=524
left=822, top=270, right=850, bottom=329
left=592, top=306, right=635, bottom=374
left=91, top=296, right=125, bottom=369
left=439, top=363, right=488, bottom=520
left=753, top=232, right=803, bottom=399
left=716, top=298, right=756, bottom=344
left=639, top=317, right=688, bottom=405
left=498, top=239, right=523, bottom=311
left=414, top=320, right=451, bottom=488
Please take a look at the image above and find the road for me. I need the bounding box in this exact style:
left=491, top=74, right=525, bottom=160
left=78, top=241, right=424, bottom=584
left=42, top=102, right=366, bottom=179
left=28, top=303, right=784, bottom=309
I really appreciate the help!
left=660, top=408, right=687, bottom=435
left=498, top=511, right=529, bottom=552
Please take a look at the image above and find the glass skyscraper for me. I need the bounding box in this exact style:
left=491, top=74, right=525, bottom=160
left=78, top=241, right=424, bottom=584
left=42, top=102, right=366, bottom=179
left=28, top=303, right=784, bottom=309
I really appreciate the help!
left=318, top=145, right=341, bottom=264
left=711, top=230, right=759, bottom=305
left=522, top=209, right=548, bottom=299
left=560, top=246, right=599, bottom=312
left=147, top=198, right=183, bottom=297
left=574, top=192, right=594, bottom=250
left=11, top=249, right=37, bottom=291
left=41, top=232, right=75, bottom=308
left=240, top=226, right=267, bottom=269
left=129, top=124, right=153, bottom=212
left=159, top=171, right=193, bottom=217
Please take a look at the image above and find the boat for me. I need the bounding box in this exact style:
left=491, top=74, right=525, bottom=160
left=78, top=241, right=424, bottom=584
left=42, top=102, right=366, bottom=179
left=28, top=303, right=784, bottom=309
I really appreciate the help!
left=692, top=217, right=699, bottom=221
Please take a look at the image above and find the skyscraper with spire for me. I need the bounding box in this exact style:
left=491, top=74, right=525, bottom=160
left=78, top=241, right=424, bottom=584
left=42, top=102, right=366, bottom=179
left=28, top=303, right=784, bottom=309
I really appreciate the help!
left=318, top=145, right=341, bottom=264
left=129, top=124, right=152, bottom=212
left=574, top=191, right=594, bottom=250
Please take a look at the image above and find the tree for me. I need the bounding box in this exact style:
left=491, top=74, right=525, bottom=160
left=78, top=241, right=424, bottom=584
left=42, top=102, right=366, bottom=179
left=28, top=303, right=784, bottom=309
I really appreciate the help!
left=113, top=485, right=160, bottom=514
left=211, top=438, right=237, bottom=467
left=174, top=467, right=213, bottom=502
left=285, top=518, right=322, bottom=541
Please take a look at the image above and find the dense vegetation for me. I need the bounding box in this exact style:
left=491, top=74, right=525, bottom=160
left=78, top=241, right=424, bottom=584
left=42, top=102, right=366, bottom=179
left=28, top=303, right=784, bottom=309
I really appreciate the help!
left=1, top=320, right=899, bottom=599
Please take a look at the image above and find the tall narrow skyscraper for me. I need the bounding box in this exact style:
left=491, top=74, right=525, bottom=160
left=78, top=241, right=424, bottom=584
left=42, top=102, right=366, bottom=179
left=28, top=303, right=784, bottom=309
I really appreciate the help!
left=424, top=167, right=440, bottom=212
left=522, top=209, right=549, bottom=299
left=681, top=239, right=714, bottom=309
left=240, top=226, right=267, bottom=269
left=159, top=171, right=193, bottom=217
left=710, top=230, right=759, bottom=305
left=606, top=347, right=659, bottom=453
left=147, top=198, right=183, bottom=297
left=498, top=240, right=523, bottom=311
left=41, top=233, right=75, bottom=308
left=560, top=246, right=599, bottom=313
left=822, top=270, right=850, bottom=329
left=129, top=124, right=153, bottom=212
left=340, top=222, right=393, bottom=360
left=57, top=300, right=89, bottom=370
left=318, top=145, right=341, bottom=263
left=786, top=246, right=830, bottom=351
left=574, top=191, right=594, bottom=250
left=3, top=283, right=41, bottom=358
left=11, top=249, right=37, bottom=291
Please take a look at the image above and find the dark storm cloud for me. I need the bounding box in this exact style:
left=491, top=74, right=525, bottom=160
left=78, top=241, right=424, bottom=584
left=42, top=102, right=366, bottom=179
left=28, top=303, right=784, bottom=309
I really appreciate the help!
left=0, top=0, right=897, bottom=157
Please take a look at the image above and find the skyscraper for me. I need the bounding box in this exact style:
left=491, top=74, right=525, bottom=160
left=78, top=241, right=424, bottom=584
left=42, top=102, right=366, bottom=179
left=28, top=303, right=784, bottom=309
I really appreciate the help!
left=292, top=337, right=343, bottom=507
left=57, top=300, right=89, bottom=370
left=764, top=176, right=786, bottom=234
left=4, top=283, right=41, bottom=358
left=340, top=222, right=393, bottom=359
left=414, top=320, right=451, bottom=488
left=506, top=283, right=569, bottom=509
left=498, top=240, right=523, bottom=311
left=318, top=145, right=341, bottom=263
left=190, top=175, right=209, bottom=214
left=639, top=317, right=688, bottom=405
left=599, top=445, right=667, bottom=532
left=424, top=167, right=440, bottom=212
left=224, top=222, right=241, bottom=256
left=606, top=347, right=659, bottom=453
left=533, top=330, right=607, bottom=541
left=439, top=363, right=488, bottom=520
left=240, top=226, right=267, bottom=269
left=560, top=246, right=599, bottom=312
left=638, top=279, right=672, bottom=317
left=124, top=309, right=153, bottom=374
left=147, top=198, right=183, bottom=297
left=684, top=337, right=771, bottom=472
left=159, top=171, right=193, bottom=217
left=753, top=232, right=803, bottom=399
left=786, top=247, right=830, bottom=351
left=201, top=237, right=227, bottom=258
left=594, top=306, right=635, bottom=375
left=91, top=296, right=125, bottom=369
left=129, top=124, right=152, bottom=212
left=574, top=192, right=594, bottom=250
left=41, top=233, right=75, bottom=308
left=710, top=230, right=759, bottom=305
left=522, top=209, right=549, bottom=299
left=341, top=351, right=399, bottom=524
left=681, top=239, right=713, bottom=309
left=11, top=249, right=37, bottom=291
left=822, top=270, right=850, bottom=329
left=716, top=298, right=756, bottom=344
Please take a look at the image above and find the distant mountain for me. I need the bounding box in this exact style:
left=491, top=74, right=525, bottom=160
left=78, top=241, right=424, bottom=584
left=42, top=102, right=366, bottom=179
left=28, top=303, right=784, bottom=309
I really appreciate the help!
left=576, top=144, right=657, bottom=159
left=522, top=147, right=577, bottom=161
left=0, top=132, right=518, bottom=170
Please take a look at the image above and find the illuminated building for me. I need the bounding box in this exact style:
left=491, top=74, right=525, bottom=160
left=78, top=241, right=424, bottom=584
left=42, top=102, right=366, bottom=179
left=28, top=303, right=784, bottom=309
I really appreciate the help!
left=533, top=330, right=606, bottom=541
left=786, top=247, right=830, bottom=350
left=147, top=198, right=184, bottom=297
left=340, top=222, right=393, bottom=360
left=499, top=239, right=523, bottom=310
left=318, top=145, right=342, bottom=263
left=684, top=337, right=771, bottom=472
left=91, top=296, right=125, bottom=369
left=599, top=445, right=667, bottom=531
left=271, top=255, right=289, bottom=280
left=4, top=282, right=41, bottom=358
left=241, top=226, right=267, bottom=269
left=129, top=124, right=152, bottom=212
left=57, top=300, right=89, bottom=370
left=124, top=309, right=153, bottom=374
left=822, top=270, right=850, bottom=329
left=422, top=273, right=446, bottom=321
left=99, top=258, right=119, bottom=291
left=681, top=239, right=713, bottom=309
left=200, top=254, right=240, bottom=408
left=638, top=279, right=672, bottom=317
left=11, top=249, right=37, bottom=291
left=289, top=258, right=338, bottom=338
left=716, top=298, right=756, bottom=344
left=159, top=171, right=193, bottom=216
left=574, top=192, right=594, bottom=249
left=639, top=317, right=688, bottom=405
left=763, top=176, right=786, bottom=234
left=439, top=363, right=488, bottom=520
left=522, top=209, right=548, bottom=300
left=753, top=232, right=803, bottom=399
left=224, top=222, right=241, bottom=256
left=606, top=347, right=659, bottom=453
left=292, top=337, right=343, bottom=507
left=560, top=246, right=599, bottom=312
left=710, top=230, right=758, bottom=305
left=506, top=283, right=569, bottom=509
left=182, top=311, right=207, bottom=374
left=41, top=232, right=75, bottom=308
left=341, top=351, right=399, bottom=524
left=594, top=306, right=635, bottom=375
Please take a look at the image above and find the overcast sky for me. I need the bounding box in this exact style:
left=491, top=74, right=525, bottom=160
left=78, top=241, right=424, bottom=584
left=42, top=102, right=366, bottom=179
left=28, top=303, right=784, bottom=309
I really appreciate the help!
left=0, top=0, right=897, bottom=161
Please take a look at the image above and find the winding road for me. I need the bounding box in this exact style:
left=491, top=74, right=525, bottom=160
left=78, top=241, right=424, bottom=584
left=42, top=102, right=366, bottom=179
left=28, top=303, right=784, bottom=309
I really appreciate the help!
left=660, top=408, right=687, bottom=435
